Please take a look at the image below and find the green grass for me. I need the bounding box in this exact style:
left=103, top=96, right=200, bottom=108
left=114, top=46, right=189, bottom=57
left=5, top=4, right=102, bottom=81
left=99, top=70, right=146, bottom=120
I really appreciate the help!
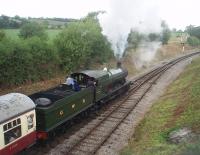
left=169, top=32, right=187, bottom=43
left=3, top=29, right=61, bottom=41
left=46, top=29, right=61, bottom=41
left=3, top=29, right=20, bottom=40
left=121, top=57, right=200, bottom=155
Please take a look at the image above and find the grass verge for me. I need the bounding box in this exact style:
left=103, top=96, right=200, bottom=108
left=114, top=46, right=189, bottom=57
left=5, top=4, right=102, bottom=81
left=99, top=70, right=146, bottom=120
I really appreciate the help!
left=121, top=57, right=200, bottom=155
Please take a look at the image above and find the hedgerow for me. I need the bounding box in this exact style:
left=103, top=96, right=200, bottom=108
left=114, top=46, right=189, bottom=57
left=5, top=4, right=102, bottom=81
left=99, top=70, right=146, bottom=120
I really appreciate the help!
left=0, top=13, right=113, bottom=87
left=0, top=37, right=59, bottom=86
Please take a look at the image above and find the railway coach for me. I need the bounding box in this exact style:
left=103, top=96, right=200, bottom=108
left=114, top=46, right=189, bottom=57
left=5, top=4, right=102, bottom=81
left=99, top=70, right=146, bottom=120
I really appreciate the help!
left=0, top=93, right=36, bottom=155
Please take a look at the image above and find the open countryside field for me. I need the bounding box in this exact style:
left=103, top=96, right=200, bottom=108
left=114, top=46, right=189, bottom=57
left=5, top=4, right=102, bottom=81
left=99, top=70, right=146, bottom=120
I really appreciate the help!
left=3, top=29, right=61, bottom=41
left=121, top=57, right=200, bottom=155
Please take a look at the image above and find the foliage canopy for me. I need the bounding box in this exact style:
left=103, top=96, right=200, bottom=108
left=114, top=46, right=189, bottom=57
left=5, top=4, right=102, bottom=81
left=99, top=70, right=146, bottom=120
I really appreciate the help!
left=54, top=13, right=113, bottom=71
left=186, top=25, right=200, bottom=39
left=19, top=22, right=48, bottom=40
left=160, top=21, right=171, bottom=45
left=0, top=13, right=114, bottom=86
left=187, top=36, right=200, bottom=47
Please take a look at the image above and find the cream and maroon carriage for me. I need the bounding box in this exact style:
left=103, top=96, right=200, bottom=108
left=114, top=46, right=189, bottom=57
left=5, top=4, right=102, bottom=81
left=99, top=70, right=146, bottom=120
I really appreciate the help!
left=0, top=93, right=36, bottom=155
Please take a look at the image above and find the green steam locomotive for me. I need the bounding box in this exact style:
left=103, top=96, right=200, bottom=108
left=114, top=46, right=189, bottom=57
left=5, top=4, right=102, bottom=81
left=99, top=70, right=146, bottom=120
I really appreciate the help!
left=29, top=67, right=130, bottom=139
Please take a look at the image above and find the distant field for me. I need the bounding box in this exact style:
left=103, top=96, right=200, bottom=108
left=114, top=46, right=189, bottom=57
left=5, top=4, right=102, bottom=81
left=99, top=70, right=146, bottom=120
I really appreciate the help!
left=47, top=29, right=61, bottom=41
left=3, top=29, right=61, bottom=41
left=169, top=32, right=188, bottom=43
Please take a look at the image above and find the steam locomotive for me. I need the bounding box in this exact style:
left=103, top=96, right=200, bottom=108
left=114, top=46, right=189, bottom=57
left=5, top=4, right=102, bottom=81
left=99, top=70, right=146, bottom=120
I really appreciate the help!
left=0, top=67, right=130, bottom=155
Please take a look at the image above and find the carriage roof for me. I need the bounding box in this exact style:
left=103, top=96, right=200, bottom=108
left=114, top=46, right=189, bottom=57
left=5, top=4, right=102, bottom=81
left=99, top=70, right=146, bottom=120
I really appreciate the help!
left=0, top=93, right=35, bottom=124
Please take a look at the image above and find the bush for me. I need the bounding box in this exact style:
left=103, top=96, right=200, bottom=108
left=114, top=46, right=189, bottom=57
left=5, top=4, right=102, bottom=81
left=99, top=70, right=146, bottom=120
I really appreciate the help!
left=127, top=30, right=143, bottom=49
left=25, top=37, right=60, bottom=80
left=54, top=14, right=113, bottom=72
left=19, top=22, right=48, bottom=40
left=187, top=36, right=200, bottom=47
left=0, top=39, right=31, bottom=85
left=0, top=30, right=6, bottom=41
left=161, top=29, right=171, bottom=45
left=0, top=13, right=114, bottom=86
left=186, top=25, right=200, bottom=39
left=0, top=37, right=60, bottom=86
left=161, top=21, right=171, bottom=45
left=148, top=33, right=160, bottom=42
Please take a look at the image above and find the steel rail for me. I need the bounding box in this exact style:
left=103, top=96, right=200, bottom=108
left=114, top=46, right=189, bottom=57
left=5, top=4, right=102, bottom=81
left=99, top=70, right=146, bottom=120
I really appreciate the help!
left=65, top=51, right=200, bottom=155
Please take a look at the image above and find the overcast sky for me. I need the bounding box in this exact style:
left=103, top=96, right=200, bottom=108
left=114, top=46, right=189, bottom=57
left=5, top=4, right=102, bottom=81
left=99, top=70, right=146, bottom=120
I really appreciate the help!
left=0, top=0, right=199, bottom=30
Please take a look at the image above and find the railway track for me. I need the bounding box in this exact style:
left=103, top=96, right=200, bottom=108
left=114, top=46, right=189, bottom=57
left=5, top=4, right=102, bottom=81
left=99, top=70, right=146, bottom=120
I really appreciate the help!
left=31, top=52, right=200, bottom=155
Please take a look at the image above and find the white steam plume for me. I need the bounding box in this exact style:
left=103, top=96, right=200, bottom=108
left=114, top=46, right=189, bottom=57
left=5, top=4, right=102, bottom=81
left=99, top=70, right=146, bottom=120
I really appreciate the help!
left=98, top=0, right=162, bottom=58
left=133, top=42, right=161, bottom=69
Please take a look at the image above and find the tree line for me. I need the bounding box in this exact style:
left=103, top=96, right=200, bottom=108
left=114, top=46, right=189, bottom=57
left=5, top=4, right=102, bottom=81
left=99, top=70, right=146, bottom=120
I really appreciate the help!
left=0, top=15, right=28, bottom=29
left=0, top=15, right=76, bottom=29
left=186, top=25, right=200, bottom=47
left=126, top=21, right=171, bottom=52
left=0, top=13, right=113, bottom=87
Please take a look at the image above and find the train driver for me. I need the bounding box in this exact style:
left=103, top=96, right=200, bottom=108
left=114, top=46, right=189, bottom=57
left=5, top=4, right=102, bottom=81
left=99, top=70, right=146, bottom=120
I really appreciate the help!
left=64, top=76, right=80, bottom=91
left=65, top=76, right=75, bottom=86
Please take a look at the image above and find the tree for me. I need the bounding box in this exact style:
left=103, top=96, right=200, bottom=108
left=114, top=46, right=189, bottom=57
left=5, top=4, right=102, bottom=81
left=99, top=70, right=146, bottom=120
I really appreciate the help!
left=161, top=29, right=171, bottom=45
left=185, top=25, right=194, bottom=35
left=148, top=33, right=160, bottom=42
left=0, top=30, right=6, bottom=41
left=127, top=29, right=143, bottom=49
left=0, top=15, right=25, bottom=28
left=186, top=25, right=200, bottom=39
left=19, top=22, right=47, bottom=40
left=187, top=36, right=200, bottom=47
left=0, top=15, right=9, bottom=28
left=160, top=21, right=171, bottom=45
left=0, top=37, right=59, bottom=86
left=54, top=13, right=113, bottom=71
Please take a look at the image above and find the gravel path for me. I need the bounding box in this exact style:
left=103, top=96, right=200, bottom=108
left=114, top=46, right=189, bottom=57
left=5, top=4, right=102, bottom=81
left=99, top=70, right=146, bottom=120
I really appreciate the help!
left=96, top=55, right=199, bottom=155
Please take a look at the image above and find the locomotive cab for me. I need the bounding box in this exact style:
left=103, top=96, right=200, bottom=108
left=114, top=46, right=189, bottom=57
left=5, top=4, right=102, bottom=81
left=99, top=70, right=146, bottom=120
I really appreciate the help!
left=0, top=93, right=36, bottom=155
left=71, top=72, right=97, bottom=88
left=77, top=68, right=129, bottom=102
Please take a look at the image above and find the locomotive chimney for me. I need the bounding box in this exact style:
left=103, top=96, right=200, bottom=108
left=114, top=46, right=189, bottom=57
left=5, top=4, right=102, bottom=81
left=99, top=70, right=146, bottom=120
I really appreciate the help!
left=117, top=60, right=122, bottom=68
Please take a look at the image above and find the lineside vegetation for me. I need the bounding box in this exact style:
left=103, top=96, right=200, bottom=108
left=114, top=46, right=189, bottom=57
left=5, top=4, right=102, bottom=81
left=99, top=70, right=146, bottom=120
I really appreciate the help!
left=0, top=13, right=113, bottom=86
left=121, top=57, right=200, bottom=155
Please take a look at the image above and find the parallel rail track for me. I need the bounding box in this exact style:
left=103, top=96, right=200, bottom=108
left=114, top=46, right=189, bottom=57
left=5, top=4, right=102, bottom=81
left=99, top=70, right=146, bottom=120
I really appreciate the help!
left=28, top=52, right=200, bottom=155
left=61, top=52, right=200, bottom=155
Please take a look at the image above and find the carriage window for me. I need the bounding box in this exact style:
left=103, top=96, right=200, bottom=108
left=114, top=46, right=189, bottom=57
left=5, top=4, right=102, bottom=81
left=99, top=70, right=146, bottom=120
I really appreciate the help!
left=17, top=118, right=21, bottom=124
left=13, top=120, right=17, bottom=126
left=4, top=126, right=22, bottom=145
left=3, top=124, right=7, bottom=132
left=3, top=118, right=21, bottom=133
left=8, top=122, right=12, bottom=129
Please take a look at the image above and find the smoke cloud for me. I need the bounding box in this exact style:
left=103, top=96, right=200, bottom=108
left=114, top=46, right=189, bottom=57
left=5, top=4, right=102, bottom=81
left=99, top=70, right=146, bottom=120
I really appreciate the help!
left=98, top=0, right=162, bottom=61
left=132, top=42, right=161, bottom=69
